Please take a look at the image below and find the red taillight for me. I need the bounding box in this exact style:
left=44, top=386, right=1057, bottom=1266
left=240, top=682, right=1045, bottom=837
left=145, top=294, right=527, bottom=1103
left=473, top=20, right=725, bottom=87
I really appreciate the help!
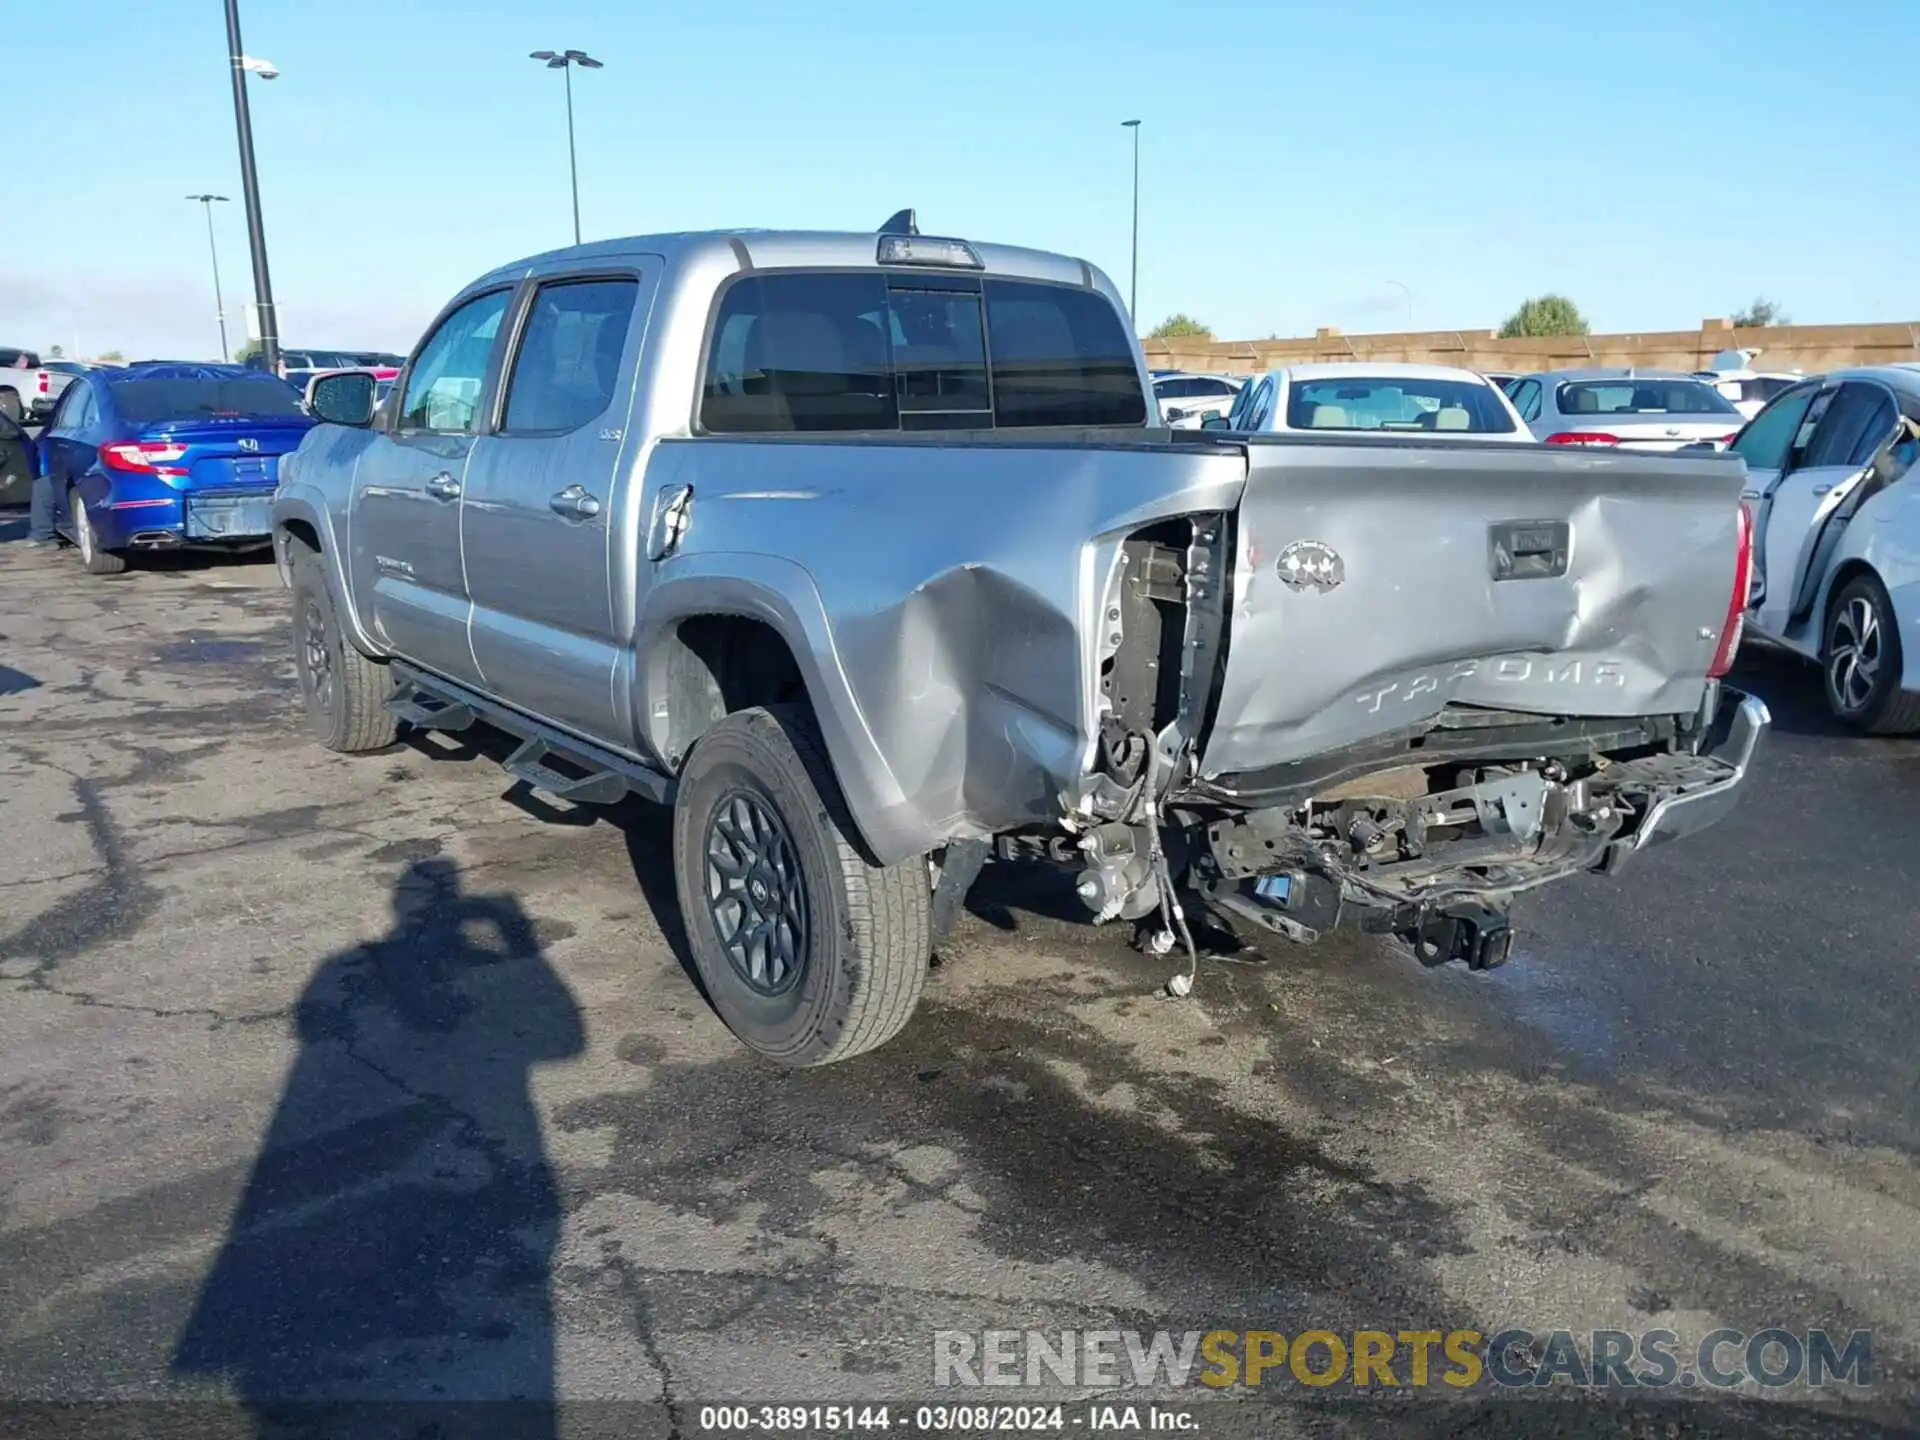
left=1714, top=432, right=1739, bottom=446
left=1545, top=431, right=1621, bottom=447
left=100, top=441, right=189, bottom=475
left=1707, top=501, right=1754, bottom=679
left=37, top=372, right=49, bottom=394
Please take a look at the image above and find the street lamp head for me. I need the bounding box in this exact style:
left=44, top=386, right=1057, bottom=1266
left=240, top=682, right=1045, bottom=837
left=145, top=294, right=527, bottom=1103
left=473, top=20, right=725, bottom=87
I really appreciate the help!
left=1122, top=118, right=1141, bottom=128
left=239, top=54, right=279, bottom=79
left=186, top=194, right=232, bottom=204
left=533, top=48, right=602, bottom=68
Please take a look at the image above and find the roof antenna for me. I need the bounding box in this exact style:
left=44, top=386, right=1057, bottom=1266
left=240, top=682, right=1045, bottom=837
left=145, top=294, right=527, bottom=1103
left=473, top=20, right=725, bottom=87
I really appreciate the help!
left=880, top=208, right=918, bottom=235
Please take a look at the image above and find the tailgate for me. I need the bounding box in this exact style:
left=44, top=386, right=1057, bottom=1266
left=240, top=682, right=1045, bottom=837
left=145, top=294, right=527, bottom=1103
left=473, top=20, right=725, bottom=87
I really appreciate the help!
left=1200, top=436, right=1749, bottom=778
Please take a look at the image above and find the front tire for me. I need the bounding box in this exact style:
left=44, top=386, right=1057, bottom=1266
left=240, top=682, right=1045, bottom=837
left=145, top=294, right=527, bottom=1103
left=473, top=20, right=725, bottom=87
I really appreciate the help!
left=69, top=489, right=127, bottom=575
left=0, top=389, right=21, bottom=423
left=1824, top=572, right=1920, bottom=735
left=672, top=705, right=931, bottom=1066
left=291, top=545, right=398, bottom=752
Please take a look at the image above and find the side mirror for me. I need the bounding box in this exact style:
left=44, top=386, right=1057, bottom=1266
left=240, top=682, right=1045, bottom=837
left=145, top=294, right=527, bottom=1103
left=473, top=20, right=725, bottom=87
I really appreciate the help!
left=1201, top=414, right=1230, bottom=431
left=0, top=413, right=24, bottom=442
left=307, top=371, right=378, bottom=427
left=1162, top=407, right=1186, bottom=423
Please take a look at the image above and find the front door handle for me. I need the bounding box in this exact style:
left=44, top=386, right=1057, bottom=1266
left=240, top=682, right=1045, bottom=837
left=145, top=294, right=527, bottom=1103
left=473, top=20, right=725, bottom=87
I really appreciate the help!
left=425, top=471, right=461, bottom=501
left=549, top=483, right=602, bottom=520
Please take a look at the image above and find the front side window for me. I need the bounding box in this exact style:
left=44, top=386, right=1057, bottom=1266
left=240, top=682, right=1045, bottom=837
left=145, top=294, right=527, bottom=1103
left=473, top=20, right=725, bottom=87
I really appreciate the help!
left=1555, top=379, right=1740, bottom=418
left=1509, top=379, right=1542, bottom=421
left=400, top=289, right=511, bottom=434
left=1731, top=384, right=1817, bottom=472
left=502, top=277, right=640, bottom=434
left=1285, top=376, right=1516, bottom=433
left=699, top=271, right=1146, bottom=434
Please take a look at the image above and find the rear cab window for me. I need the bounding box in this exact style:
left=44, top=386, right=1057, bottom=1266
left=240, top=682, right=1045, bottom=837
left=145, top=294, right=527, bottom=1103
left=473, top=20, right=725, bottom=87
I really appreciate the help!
left=699, top=271, right=1147, bottom=433
left=1555, top=379, right=1739, bottom=417
left=1285, top=376, right=1516, bottom=434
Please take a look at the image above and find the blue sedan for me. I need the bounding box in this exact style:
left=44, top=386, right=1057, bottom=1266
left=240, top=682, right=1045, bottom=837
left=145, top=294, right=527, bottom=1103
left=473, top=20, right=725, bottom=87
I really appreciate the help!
left=37, top=363, right=315, bottom=575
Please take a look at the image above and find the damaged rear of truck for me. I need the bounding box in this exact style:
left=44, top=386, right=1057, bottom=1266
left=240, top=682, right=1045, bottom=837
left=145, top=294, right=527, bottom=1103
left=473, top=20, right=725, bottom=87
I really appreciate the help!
left=655, top=422, right=1764, bottom=1059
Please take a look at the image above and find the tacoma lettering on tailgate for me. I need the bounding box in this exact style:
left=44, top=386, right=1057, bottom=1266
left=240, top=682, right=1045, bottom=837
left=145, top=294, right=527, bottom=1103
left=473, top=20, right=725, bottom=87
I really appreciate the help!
left=1355, top=657, right=1629, bottom=713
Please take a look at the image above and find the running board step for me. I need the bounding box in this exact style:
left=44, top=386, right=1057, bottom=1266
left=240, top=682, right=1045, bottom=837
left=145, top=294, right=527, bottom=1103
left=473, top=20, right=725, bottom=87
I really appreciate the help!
left=502, top=737, right=629, bottom=806
left=388, top=691, right=475, bottom=732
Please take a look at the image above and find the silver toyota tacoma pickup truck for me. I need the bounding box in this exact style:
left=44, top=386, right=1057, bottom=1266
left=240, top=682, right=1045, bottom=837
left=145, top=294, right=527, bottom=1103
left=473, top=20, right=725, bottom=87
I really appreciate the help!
left=273, top=218, right=1768, bottom=1066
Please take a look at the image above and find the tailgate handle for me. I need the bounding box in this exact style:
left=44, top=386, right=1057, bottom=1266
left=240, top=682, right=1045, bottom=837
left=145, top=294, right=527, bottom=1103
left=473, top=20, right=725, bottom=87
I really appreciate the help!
left=1489, top=520, right=1570, bottom=582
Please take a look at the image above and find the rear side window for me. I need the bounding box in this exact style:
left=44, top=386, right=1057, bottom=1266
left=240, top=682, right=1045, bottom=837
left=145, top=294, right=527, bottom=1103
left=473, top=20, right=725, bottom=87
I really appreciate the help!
left=107, top=377, right=306, bottom=424
left=502, top=277, right=639, bottom=434
left=699, top=271, right=1146, bottom=433
left=1802, top=382, right=1897, bottom=469
left=1285, top=376, right=1516, bottom=433
left=1556, top=379, right=1739, bottom=417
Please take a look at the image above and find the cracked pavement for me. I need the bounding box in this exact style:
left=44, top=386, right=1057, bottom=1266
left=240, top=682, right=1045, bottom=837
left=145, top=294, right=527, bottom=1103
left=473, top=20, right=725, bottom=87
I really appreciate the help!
left=0, top=515, right=1916, bottom=1438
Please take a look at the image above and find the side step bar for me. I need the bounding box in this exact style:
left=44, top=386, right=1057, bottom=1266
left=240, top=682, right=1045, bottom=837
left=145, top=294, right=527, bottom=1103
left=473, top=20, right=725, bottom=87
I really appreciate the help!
left=387, top=663, right=674, bottom=806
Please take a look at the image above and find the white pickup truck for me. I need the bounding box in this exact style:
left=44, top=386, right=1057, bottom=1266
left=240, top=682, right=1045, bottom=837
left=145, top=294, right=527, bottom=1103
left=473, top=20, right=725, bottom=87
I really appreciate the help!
left=0, top=351, right=78, bottom=423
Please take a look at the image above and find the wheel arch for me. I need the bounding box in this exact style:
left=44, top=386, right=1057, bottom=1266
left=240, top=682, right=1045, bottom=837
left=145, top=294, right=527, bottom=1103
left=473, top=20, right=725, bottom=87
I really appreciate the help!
left=636, top=556, right=927, bottom=865
left=271, top=488, right=383, bottom=659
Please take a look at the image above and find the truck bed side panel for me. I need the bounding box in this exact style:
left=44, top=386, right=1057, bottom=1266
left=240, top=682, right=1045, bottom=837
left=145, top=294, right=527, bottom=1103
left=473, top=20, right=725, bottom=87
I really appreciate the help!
left=644, top=437, right=1245, bottom=857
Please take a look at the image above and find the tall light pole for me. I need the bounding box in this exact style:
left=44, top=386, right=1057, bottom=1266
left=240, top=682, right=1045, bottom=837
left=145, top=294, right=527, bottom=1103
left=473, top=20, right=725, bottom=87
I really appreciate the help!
left=530, top=49, right=603, bottom=245
left=1386, top=279, right=1413, bottom=330
left=186, top=194, right=232, bottom=360
left=1122, top=119, right=1141, bottom=324
left=223, top=0, right=281, bottom=371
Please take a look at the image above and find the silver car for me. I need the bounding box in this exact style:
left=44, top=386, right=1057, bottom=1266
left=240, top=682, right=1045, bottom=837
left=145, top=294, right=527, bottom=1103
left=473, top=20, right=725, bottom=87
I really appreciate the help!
left=1208, top=362, right=1531, bottom=441
left=1733, top=364, right=1920, bottom=732
left=1507, top=368, right=1746, bottom=450
left=1152, top=370, right=1243, bottom=427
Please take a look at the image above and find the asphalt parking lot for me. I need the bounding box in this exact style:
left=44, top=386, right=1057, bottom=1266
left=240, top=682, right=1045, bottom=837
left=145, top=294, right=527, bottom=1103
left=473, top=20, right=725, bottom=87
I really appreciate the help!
left=1, top=516, right=1916, bottom=1438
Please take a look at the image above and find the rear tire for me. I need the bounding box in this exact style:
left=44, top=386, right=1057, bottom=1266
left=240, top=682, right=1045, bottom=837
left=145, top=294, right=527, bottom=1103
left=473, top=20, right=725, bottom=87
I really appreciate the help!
left=1823, top=572, right=1920, bottom=735
left=291, top=545, right=398, bottom=752
left=672, top=705, right=931, bottom=1066
left=69, top=489, right=127, bottom=575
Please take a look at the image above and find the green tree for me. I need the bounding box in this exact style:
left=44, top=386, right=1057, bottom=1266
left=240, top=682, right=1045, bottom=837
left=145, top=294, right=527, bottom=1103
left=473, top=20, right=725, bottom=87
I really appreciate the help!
left=1148, top=314, right=1212, bottom=340
left=1732, top=297, right=1788, bottom=327
left=97, top=349, right=125, bottom=364
left=1497, top=295, right=1589, bottom=339
left=232, top=340, right=263, bottom=365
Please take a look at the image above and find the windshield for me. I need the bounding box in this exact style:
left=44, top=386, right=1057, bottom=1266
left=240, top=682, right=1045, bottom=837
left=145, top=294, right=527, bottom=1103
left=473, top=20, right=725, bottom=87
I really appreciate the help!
left=1285, top=376, right=1515, bottom=433
left=108, top=377, right=308, bottom=425
left=1555, top=379, right=1739, bottom=417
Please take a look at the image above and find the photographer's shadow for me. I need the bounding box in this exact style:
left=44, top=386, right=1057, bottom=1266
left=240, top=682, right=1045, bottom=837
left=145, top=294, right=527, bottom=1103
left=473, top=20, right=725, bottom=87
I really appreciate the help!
left=173, top=858, right=584, bottom=1436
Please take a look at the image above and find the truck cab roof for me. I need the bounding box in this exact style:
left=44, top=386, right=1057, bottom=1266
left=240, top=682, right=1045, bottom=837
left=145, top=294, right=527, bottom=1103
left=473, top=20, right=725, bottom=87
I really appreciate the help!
left=471, top=229, right=1107, bottom=296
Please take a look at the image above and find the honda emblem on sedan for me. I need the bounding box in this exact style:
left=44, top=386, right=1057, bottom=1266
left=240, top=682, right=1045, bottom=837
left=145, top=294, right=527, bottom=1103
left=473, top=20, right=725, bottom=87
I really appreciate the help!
left=238, top=437, right=260, bottom=452
left=1276, top=539, right=1345, bottom=593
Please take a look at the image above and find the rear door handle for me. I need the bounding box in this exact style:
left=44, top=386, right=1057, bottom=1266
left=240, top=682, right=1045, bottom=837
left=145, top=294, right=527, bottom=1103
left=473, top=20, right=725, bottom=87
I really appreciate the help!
left=425, top=472, right=461, bottom=501
left=549, top=484, right=602, bottom=520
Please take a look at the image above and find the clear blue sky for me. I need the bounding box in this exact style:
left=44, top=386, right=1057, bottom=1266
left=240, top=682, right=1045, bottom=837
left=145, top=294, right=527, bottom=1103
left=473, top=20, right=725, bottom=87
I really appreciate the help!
left=7, top=0, right=1913, bottom=360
